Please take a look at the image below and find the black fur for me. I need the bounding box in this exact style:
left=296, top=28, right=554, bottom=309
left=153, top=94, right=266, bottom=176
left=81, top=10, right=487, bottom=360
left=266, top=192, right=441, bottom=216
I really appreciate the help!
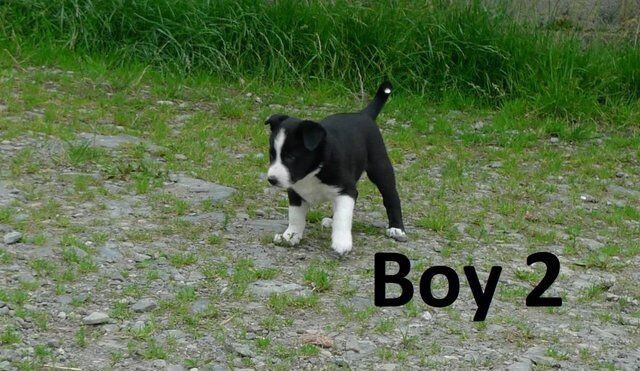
left=266, top=81, right=404, bottom=231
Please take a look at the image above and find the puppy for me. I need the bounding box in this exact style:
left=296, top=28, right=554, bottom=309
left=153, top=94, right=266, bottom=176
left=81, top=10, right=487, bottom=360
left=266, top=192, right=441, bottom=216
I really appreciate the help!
left=265, top=81, right=406, bottom=254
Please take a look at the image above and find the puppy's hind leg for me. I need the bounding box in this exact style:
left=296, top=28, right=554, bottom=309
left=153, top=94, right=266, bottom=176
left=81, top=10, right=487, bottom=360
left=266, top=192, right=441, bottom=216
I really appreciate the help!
left=366, top=156, right=407, bottom=242
left=274, top=190, right=308, bottom=246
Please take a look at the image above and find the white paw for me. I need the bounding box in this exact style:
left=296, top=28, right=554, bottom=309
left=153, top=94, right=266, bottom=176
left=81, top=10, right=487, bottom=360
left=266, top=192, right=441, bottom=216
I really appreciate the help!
left=386, top=228, right=408, bottom=242
left=321, top=217, right=333, bottom=228
left=274, top=229, right=302, bottom=246
left=331, top=231, right=352, bottom=255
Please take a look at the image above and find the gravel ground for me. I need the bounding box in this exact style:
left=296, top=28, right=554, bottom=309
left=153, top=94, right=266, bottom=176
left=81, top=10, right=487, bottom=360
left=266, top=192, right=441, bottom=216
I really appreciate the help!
left=0, top=65, right=638, bottom=370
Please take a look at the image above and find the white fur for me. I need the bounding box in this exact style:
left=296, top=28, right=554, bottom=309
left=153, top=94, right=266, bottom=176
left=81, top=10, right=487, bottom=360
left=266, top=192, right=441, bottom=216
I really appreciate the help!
left=274, top=202, right=308, bottom=246
left=291, top=168, right=340, bottom=205
left=267, top=129, right=291, bottom=187
left=386, top=227, right=407, bottom=242
left=384, top=88, right=391, bottom=94
left=331, top=195, right=355, bottom=254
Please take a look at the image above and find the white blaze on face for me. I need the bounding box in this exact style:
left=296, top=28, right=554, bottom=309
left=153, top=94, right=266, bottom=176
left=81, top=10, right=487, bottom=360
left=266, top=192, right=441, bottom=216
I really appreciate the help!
left=267, top=129, right=291, bottom=187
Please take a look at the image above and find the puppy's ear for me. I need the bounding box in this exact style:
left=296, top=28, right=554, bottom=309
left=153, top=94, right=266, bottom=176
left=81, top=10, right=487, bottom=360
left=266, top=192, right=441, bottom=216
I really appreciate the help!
left=300, top=120, right=326, bottom=151
left=264, top=114, right=289, bottom=131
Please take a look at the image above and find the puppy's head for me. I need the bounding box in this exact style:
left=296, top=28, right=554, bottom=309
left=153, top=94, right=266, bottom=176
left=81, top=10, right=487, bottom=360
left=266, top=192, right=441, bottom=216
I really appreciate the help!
left=265, top=114, right=325, bottom=188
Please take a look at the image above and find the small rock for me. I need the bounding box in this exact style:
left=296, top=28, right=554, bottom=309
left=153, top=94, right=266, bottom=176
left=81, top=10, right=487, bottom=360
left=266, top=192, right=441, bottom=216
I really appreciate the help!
left=577, top=237, right=604, bottom=251
left=99, top=246, right=122, bottom=262
left=249, top=280, right=308, bottom=297
left=190, top=299, right=210, bottom=314
left=156, top=100, right=175, bottom=106
left=580, top=194, right=597, bottom=203
left=529, top=355, right=560, bottom=368
left=376, top=364, right=398, bottom=371
left=134, top=253, right=151, bottom=262
left=132, top=298, right=157, bottom=313
left=131, top=320, right=145, bottom=331
left=421, top=311, right=433, bottom=322
left=3, top=231, right=22, bottom=244
left=607, top=184, right=640, bottom=199
left=16, top=273, right=36, bottom=283
left=471, top=121, right=485, bottom=130
left=57, top=311, right=67, bottom=319
left=82, top=311, right=110, bottom=325
left=352, top=340, right=376, bottom=354
left=153, top=359, right=167, bottom=368
left=110, top=271, right=125, bottom=282
left=506, top=359, right=532, bottom=371
left=175, top=154, right=188, bottom=161
left=230, top=343, right=254, bottom=358
left=549, top=137, right=560, bottom=144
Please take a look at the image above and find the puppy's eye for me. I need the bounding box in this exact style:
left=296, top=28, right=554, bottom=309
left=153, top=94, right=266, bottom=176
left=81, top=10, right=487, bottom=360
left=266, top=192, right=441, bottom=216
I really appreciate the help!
left=283, top=154, right=296, bottom=162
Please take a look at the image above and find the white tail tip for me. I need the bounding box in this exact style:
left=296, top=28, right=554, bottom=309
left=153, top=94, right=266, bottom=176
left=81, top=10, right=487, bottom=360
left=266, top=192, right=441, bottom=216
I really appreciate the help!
left=384, top=88, right=391, bottom=94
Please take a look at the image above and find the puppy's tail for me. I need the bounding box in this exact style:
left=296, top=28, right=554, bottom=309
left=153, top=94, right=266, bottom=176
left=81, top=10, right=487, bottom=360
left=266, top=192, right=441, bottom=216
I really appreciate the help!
left=361, top=81, right=392, bottom=120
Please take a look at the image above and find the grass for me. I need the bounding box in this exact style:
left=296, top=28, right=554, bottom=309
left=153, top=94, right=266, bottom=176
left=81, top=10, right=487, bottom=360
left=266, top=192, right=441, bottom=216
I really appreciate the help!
left=0, top=0, right=639, bottom=126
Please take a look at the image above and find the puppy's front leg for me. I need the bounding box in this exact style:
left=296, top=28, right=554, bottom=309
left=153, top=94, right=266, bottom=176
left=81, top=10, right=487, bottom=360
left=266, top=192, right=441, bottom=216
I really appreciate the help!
left=274, top=190, right=308, bottom=246
left=331, top=195, right=355, bottom=255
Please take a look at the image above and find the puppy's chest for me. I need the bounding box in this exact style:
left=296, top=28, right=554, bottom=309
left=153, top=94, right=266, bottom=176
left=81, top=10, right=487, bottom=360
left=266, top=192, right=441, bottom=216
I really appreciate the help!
left=291, top=176, right=340, bottom=204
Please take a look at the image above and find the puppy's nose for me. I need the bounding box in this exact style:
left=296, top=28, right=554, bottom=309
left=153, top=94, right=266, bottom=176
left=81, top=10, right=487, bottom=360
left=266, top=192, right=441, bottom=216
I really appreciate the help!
left=267, top=176, right=278, bottom=186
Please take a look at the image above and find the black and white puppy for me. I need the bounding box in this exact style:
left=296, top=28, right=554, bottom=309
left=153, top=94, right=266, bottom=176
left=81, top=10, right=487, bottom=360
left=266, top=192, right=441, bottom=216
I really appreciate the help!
left=265, top=81, right=406, bottom=255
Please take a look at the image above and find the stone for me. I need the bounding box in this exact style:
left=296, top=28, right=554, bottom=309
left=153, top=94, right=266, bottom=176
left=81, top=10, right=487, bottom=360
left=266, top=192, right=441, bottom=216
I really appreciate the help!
left=375, top=364, right=398, bottom=371
left=577, top=237, right=604, bottom=251
left=248, top=280, right=307, bottom=297
left=472, top=121, right=485, bottom=130
left=229, top=343, right=254, bottom=358
left=245, top=219, right=288, bottom=233
left=191, top=299, right=210, bottom=314
left=56, top=295, right=73, bottom=305
left=179, top=212, right=225, bottom=224
left=16, top=273, right=35, bottom=283
left=607, top=184, right=640, bottom=199
left=82, top=312, right=110, bottom=325
left=132, top=298, right=157, bottom=313
left=353, top=340, right=376, bottom=354
left=110, top=271, right=125, bottom=281
left=98, top=246, right=122, bottom=262
left=77, top=133, right=163, bottom=152
left=164, top=174, right=235, bottom=203
left=153, top=359, right=167, bottom=368
left=506, top=360, right=532, bottom=371
left=3, top=231, right=22, bottom=244
left=580, top=194, right=597, bottom=203
left=421, top=311, right=434, bottom=322
left=131, top=321, right=145, bottom=331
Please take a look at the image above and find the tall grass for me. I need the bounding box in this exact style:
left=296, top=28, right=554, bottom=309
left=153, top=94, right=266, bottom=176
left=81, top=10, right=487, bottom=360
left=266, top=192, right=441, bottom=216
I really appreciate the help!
left=1, top=0, right=638, bottom=119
